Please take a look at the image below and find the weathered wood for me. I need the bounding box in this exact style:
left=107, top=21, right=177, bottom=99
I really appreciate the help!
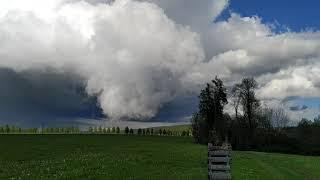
left=209, top=172, right=232, bottom=180
left=208, top=143, right=232, bottom=179
left=208, top=157, right=230, bottom=163
left=208, top=144, right=224, bottom=149
left=208, top=150, right=231, bottom=157
left=208, top=143, right=232, bottom=151
left=208, top=165, right=231, bottom=171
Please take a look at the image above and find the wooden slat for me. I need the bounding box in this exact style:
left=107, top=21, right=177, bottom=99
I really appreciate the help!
left=209, top=172, right=232, bottom=180
left=208, top=165, right=231, bottom=171
left=208, top=144, right=232, bottom=179
left=208, top=157, right=230, bottom=163
left=208, top=150, right=230, bottom=156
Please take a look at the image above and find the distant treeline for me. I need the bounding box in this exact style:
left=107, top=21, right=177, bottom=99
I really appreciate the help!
left=87, top=126, right=192, bottom=136
left=0, top=125, right=80, bottom=134
left=0, top=125, right=191, bottom=137
left=283, top=119, right=320, bottom=155
left=191, top=76, right=320, bottom=155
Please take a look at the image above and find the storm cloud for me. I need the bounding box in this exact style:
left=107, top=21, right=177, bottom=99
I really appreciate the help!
left=0, top=0, right=320, bottom=123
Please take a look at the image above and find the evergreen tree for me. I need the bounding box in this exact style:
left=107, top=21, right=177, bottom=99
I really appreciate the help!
left=116, top=127, right=120, bottom=134
left=94, top=127, right=98, bottom=133
left=125, top=126, right=129, bottom=134
left=192, top=77, right=228, bottom=144
left=5, top=125, right=10, bottom=134
left=98, top=126, right=102, bottom=133
left=89, top=127, right=93, bottom=133
left=181, top=130, right=187, bottom=136
left=138, top=128, right=142, bottom=135
left=162, top=129, right=166, bottom=135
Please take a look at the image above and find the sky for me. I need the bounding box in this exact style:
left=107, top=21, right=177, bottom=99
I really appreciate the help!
left=0, top=0, right=320, bottom=128
left=219, top=0, right=320, bottom=32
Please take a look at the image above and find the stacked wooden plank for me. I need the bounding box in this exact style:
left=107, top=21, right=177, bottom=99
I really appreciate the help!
left=208, top=143, right=232, bottom=180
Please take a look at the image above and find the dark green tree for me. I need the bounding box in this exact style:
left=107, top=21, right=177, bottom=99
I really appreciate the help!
left=181, top=130, right=187, bottom=136
left=192, top=76, right=228, bottom=144
left=314, top=115, right=320, bottom=126
left=138, top=128, right=142, bottom=135
left=116, top=127, right=120, bottom=134
left=125, top=126, right=129, bottom=134
left=235, top=77, right=260, bottom=138
left=162, top=129, right=166, bottom=135
left=5, top=125, right=10, bottom=134
left=94, top=127, right=98, bottom=133
left=0, top=126, right=4, bottom=133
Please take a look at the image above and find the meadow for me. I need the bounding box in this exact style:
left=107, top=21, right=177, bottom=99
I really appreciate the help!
left=0, top=135, right=319, bottom=180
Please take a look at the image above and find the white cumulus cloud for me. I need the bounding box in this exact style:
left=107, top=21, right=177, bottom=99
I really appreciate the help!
left=1, top=0, right=320, bottom=122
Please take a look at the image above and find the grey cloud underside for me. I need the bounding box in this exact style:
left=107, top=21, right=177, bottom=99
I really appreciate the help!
left=0, top=68, right=104, bottom=126
left=0, top=67, right=196, bottom=126
left=0, top=0, right=320, bottom=125
left=289, top=105, right=308, bottom=112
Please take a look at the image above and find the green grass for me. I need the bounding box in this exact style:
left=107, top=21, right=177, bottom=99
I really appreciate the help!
left=150, top=124, right=191, bottom=132
left=232, top=151, right=320, bottom=180
left=0, top=135, right=319, bottom=180
left=0, top=135, right=206, bottom=180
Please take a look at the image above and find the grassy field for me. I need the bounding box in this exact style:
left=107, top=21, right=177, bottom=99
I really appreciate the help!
left=149, top=124, right=191, bottom=132
left=233, top=151, right=320, bottom=180
left=0, top=135, right=319, bottom=180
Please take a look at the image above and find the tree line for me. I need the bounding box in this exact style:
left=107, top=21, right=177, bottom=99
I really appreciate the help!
left=0, top=125, right=191, bottom=137
left=191, top=76, right=320, bottom=155
left=0, top=125, right=80, bottom=134
left=88, top=126, right=191, bottom=137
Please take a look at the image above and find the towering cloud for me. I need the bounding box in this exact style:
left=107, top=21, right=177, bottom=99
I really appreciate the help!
left=0, top=0, right=320, bottom=122
left=0, top=0, right=205, bottom=120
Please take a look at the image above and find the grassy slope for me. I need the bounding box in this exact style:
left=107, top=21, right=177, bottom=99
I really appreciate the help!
left=0, top=135, right=319, bottom=180
left=232, top=151, right=320, bottom=180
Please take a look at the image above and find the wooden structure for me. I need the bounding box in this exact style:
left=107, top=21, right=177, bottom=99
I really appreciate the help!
left=208, top=143, right=232, bottom=180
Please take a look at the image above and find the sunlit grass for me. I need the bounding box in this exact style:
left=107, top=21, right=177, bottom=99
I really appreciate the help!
left=0, top=135, right=319, bottom=179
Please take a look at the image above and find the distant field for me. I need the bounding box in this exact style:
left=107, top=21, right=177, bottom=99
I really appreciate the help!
left=149, top=124, right=191, bottom=132
left=0, top=135, right=319, bottom=180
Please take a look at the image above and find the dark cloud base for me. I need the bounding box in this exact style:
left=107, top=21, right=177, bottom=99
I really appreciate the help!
left=0, top=68, right=104, bottom=127
left=0, top=68, right=197, bottom=127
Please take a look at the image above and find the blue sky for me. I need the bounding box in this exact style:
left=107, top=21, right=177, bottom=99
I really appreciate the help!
left=217, top=0, right=320, bottom=122
left=219, top=0, right=320, bottom=31
left=1, top=0, right=320, bottom=127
